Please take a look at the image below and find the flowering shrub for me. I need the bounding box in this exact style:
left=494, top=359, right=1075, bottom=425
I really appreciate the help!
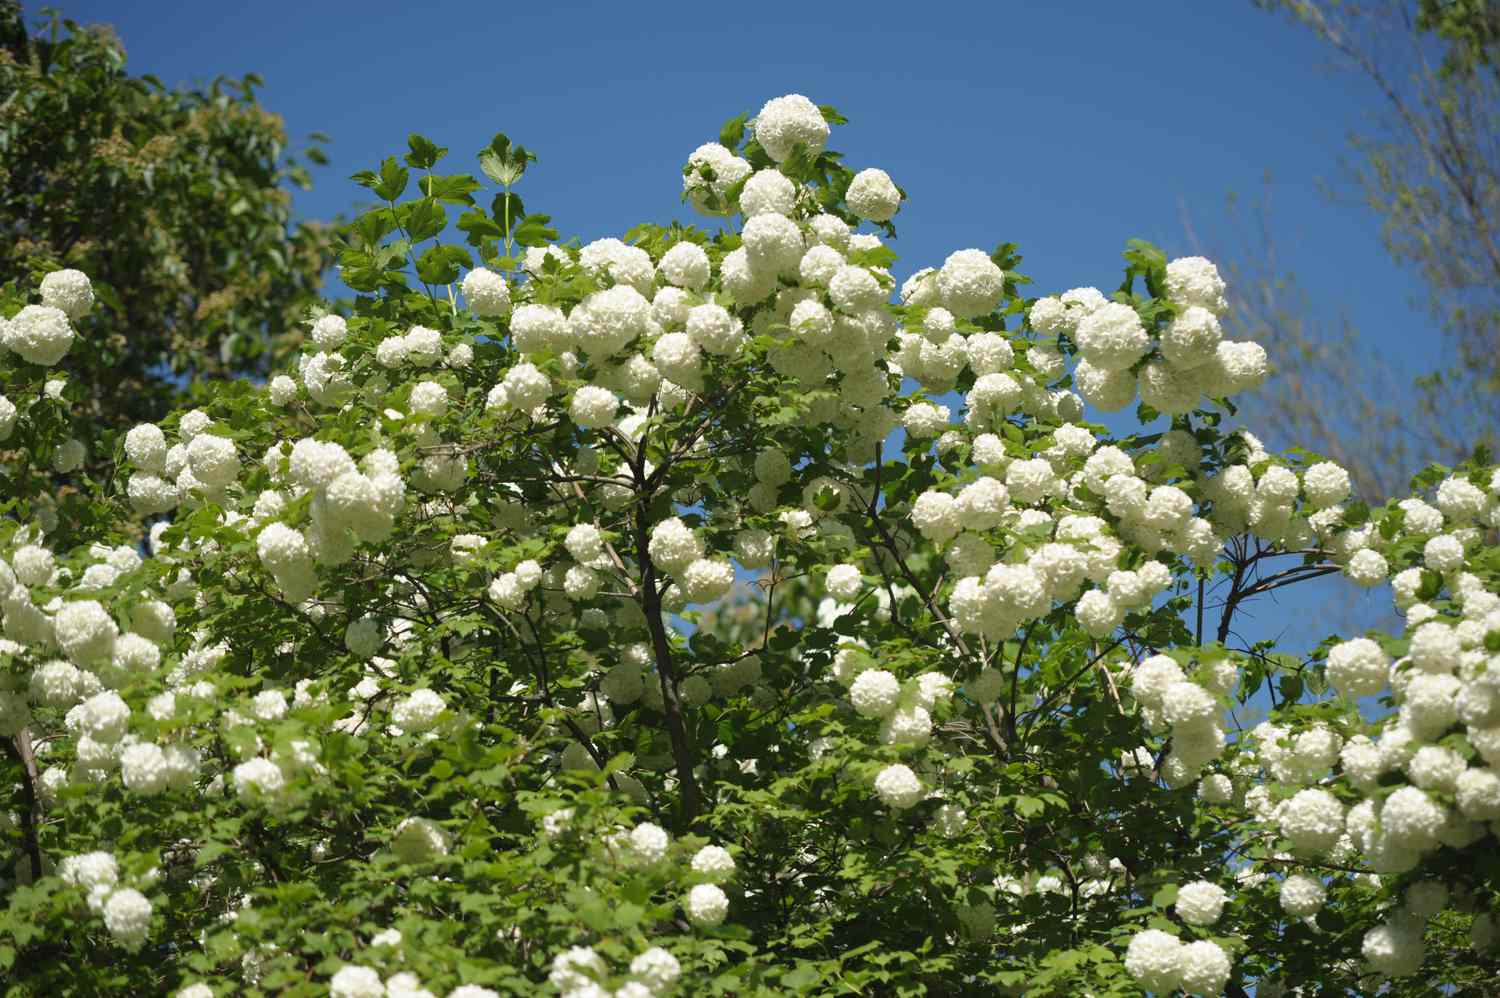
left=1, top=94, right=1498, bottom=996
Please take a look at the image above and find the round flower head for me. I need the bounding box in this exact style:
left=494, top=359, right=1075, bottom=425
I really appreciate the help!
left=1178, top=939, right=1231, bottom=996
left=846, top=167, right=901, bottom=222
left=1160, top=305, right=1221, bottom=370
left=1074, top=359, right=1136, bottom=412
left=685, top=882, right=729, bottom=926
left=742, top=212, right=805, bottom=276
left=720, top=247, right=777, bottom=305
left=392, top=688, right=446, bottom=733
left=1325, top=637, right=1389, bottom=698
left=56, top=600, right=119, bottom=665
left=1174, top=880, right=1228, bottom=926
left=1279, top=787, right=1344, bottom=853
left=102, top=887, right=152, bottom=950
left=1075, top=302, right=1148, bottom=372
left=630, top=948, right=682, bottom=993
left=570, top=385, right=618, bottom=428
left=1362, top=915, right=1426, bottom=978
left=825, top=563, right=863, bottom=600
left=1124, top=929, right=1183, bottom=994
left=659, top=241, right=711, bottom=290
left=740, top=168, right=798, bottom=217
left=311, top=313, right=348, bottom=350
left=461, top=267, right=510, bottom=317
left=5, top=304, right=75, bottom=365
left=691, top=844, right=736, bottom=882
left=873, top=763, right=923, bottom=809
left=849, top=669, right=901, bottom=718
left=683, top=142, right=752, bottom=214
left=330, top=966, right=386, bottom=998
left=754, top=93, right=829, bottom=163
left=39, top=269, right=94, bottom=319
left=935, top=249, right=1005, bottom=319
left=1208, top=340, right=1269, bottom=395
left=1164, top=256, right=1228, bottom=314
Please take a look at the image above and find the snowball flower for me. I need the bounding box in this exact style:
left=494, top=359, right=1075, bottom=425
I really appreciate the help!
left=873, top=763, right=923, bottom=809
left=935, top=249, right=1005, bottom=319
left=124, top=423, right=168, bottom=472
left=685, top=882, right=729, bottom=927
left=850, top=669, right=901, bottom=718
left=691, top=844, right=736, bottom=882
left=1279, top=788, right=1345, bottom=853
left=754, top=93, right=829, bottom=163
left=1074, top=302, right=1148, bottom=372
left=1325, top=637, right=1389, bottom=698
left=630, top=948, right=681, bottom=993
left=461, top=267, right=511, bottom=316
left=408, top=380, right=448, bottom=417
left=1178, top=939, right=1231, bottom=996
left=1124, top=929, right=1183, bottom=994
left=330, top=965, right=386, bottom=998
left=1380, top=786, right=1446, bottom=851
left=56, top=599, right=119, bottom=665
left=233, top=757, right=286, bottom=803
left=5, top=304, right=75, bottom=365
left=1362, top=915, right=1426, bottom=978
left=683, top=143, right=753, bottom=214
left=846, top=167, right=901, bottom=222
left=1174, top=880, right=1228, bottom=926
left=659, top=241, right=711, bottom=290
left=825, top=563, right=863, bottom=600
left=39, top=268, right=94, bottom=319
left=102, top=887, right=152, bottom=950
left=570, top=385, right=618, bottom=428
left=1164, top=256, right=1227, bottom=314
left=392, top=689, right=446, bottom=733
left=739, top=168, right=798, bottom=217
left=628, top=822, right=671, bottom=865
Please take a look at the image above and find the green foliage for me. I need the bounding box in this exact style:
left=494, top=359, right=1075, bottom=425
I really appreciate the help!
left=0, top=4, right=334, bottom=467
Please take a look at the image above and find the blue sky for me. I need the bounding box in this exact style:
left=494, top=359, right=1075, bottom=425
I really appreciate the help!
left=45, top=0, right=1414, bottom=650
left=54, top=1, right=1429, bottom=368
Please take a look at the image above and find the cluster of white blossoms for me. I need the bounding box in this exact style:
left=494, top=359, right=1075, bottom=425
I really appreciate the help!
left=1, top=268, right=90, bottom=367
left=1198, top=470, right=1500, bottom=977
left=1028, top=259, right=1265, bottom=416
left=57, top=851, right=153, bottom=951
left=323, top=962, right=504, bottom=998
left=1123, top=928, right=1231, bottom=996
left=0, top=269, right=91, bottom=458
left=546, top=810, right=737, bottom=935
left=547, top=943, right=682, bottom=998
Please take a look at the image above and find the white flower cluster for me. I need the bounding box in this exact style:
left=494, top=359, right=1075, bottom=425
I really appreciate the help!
left=547, top=942, right=682, bottom=998
left=59, top=851, right=152, bottom=950
left=1123, top=929, right=1231, bottom=996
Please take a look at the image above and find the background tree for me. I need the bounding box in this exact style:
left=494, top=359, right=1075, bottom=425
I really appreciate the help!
left=0, top=2, right=333, bottom=462
left=1204, top=0, right=1500, bottom=499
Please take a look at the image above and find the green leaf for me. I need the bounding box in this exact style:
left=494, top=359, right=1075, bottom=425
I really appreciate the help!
left=405, top=133, right=448, bottom=169
left=403, top=200, right=447, bottom=242
left=719, top=112, right=749, bottom=150
left=478, top=133, right=536, bottom=186
left=373, top=156, right=409, bottom=201
left=512, top=214, right=558, bottom=248
left=419, top=173, right=480, bottom=205
left=415, top=244, right=471, bottom=285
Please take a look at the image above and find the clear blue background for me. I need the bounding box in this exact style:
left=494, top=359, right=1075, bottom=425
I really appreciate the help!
left=39, top=0, right=1422, bottom=652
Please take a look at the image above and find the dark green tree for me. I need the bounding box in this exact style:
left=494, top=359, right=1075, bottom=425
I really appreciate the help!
left=0, top=3, right=334, bottom=452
